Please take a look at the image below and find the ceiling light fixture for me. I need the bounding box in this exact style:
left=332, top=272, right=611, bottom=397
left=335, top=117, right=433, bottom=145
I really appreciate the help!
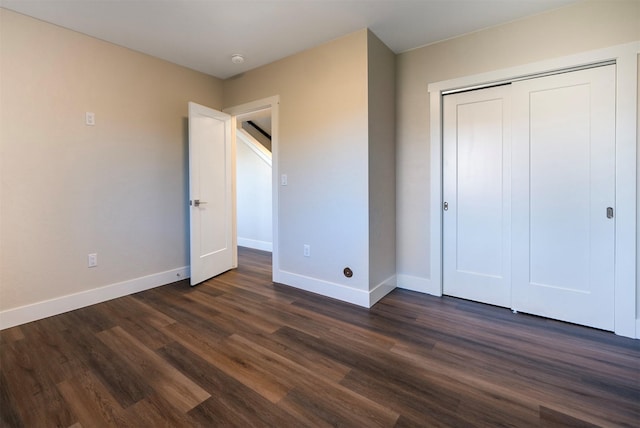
left=231, top=54, right=245, bottom=64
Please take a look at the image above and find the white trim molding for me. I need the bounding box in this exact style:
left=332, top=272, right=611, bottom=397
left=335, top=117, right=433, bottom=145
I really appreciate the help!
left=276, top=270, right=371, bottom=307
left=396, top=274, right=437, bottom=295
left=428, top=41, right=639, bottom=338
left=238, top=237, right=273, bottom=252
left=277, top=270, right=395, bottom=308
left=0, top=266, right=189, bottom=330
left=369, top=275, right=397, bottom=307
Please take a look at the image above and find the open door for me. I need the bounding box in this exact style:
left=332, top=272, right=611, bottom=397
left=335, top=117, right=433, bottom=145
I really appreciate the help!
left=188, top=102, right=236, bottom=285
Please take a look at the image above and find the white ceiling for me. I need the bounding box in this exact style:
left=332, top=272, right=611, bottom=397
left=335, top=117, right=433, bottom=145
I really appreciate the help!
left=1, top=0, right=576, bottom=79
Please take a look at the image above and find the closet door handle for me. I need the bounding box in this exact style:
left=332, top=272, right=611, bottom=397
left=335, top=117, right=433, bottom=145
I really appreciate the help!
left=606, top=207, right=613, bottom=219
left=443, top=202, right=449, bottom=211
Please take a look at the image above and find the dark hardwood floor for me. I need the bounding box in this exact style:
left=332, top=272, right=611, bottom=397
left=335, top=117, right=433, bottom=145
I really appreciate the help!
left=1, top=247, right=639, bottom=427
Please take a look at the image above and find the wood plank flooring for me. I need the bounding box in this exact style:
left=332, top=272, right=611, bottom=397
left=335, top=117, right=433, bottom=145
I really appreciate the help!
left=1, top=247, right=639, bottom=427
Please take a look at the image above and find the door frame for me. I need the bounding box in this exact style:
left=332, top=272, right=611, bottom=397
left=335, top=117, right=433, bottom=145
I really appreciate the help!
left=427, top=41, right=639, bottom=338
left=224, top=96, right=280, bottom=281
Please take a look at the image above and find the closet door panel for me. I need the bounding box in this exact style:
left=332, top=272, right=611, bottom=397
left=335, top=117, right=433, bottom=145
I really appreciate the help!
left=511, top=65, right=616, bottom=330
left=443, top=86, right=511, bottom=307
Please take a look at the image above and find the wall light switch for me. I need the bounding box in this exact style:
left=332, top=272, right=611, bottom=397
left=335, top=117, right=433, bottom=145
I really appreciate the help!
left=281, top=174, right=288, bottom=186
left=85, top=112, right=95, bottom=126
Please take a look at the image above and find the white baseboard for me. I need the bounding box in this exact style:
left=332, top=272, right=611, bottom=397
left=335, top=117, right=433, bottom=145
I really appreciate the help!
left=369, top=275, right=397, bottom=307
left=238, top=237, right=273, bottom=252
left=396, top=273, right=440, bottom=296
left=275, top=269, right=375, bottom=308
left=0, top=266, right=190, bottom=330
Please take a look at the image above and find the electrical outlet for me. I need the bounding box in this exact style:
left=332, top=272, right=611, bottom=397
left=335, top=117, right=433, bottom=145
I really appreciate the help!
left=303, top=244, right=310, bottom=257
left=88, top=253, right=98, bottom=268
left=85, top=112, right=95, bottom=126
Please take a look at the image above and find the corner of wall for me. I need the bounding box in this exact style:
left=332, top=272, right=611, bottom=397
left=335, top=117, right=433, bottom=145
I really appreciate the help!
left=367, top=27, right=397, bottom=293
left=396, top=274, right=440, bottom=296
left=369, top=274, right=397, bottom=307
left=275, top=268, right=372, bottom=307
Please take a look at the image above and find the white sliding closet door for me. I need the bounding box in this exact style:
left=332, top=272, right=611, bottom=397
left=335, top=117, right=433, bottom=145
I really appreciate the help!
left=443, top=86, right=511, bottom=307
left=511, top=65, right=616, bottom=330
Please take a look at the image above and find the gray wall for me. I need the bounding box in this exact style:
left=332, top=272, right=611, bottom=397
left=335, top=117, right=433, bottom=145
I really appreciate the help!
left=367, top=30, right=397, bottom=290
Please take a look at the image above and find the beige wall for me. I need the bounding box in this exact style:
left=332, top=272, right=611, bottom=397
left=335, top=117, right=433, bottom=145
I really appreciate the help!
left=0, top=9, right=223, bottom=310
left=224, top=30, right=372, bottom=293
left=2, top=0, right=637, bottom=320
left=396, top=0, right=640, bottom=284
left=367, top=30, right=396, bottom=288
left=225, top=29, right=399, bottom=303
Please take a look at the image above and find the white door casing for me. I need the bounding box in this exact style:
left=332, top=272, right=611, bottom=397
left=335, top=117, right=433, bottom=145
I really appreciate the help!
left=188, top=102, right=236, bottom=285
left=511, top=65, right=616, bottom=330
left=443, top=86, right=511, bottom=307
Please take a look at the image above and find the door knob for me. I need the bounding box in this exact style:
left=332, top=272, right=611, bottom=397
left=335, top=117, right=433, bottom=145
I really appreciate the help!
left=192, top=199, right=207, bottom=207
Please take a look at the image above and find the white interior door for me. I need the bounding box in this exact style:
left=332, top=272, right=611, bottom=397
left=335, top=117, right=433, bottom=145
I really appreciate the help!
left=188, top=102, right=236, bottom=286
left=443, top=85, right=511, bottom=307
left=511, top=65, right=616, bottom=330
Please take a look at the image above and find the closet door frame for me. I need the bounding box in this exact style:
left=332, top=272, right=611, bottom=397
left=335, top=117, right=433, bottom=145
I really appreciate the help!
left=426, top=41, right=638, bottom=338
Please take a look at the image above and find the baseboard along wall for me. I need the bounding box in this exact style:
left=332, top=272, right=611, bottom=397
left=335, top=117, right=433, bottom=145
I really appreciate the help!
left=0, top=266, right=190, bottom=330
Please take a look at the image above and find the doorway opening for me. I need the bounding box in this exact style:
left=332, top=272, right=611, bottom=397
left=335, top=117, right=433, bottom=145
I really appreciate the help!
left=235, top=108, right=273, bottom=253
left=225, top=96, right=280, bottom=283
